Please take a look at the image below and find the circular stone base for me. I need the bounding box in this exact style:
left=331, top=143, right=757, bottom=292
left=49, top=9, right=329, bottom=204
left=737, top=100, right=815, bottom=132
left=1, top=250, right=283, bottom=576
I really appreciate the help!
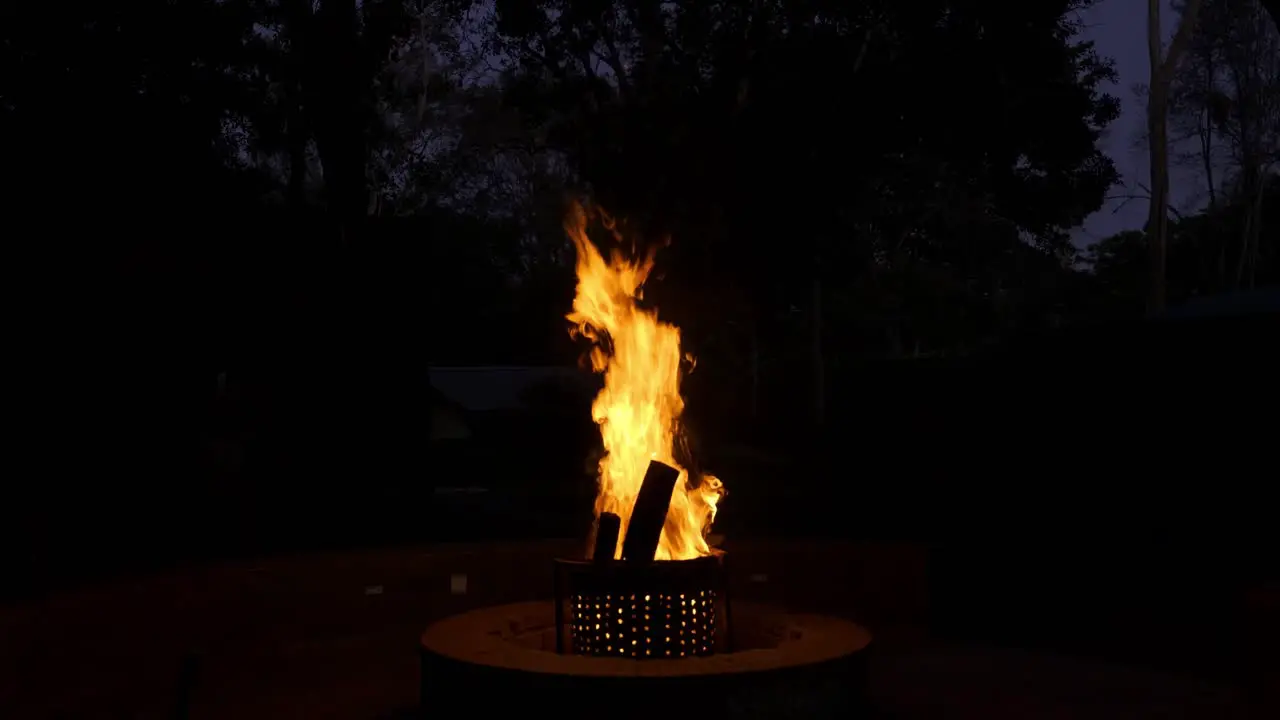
left=420, top=601, right=872, bottom=718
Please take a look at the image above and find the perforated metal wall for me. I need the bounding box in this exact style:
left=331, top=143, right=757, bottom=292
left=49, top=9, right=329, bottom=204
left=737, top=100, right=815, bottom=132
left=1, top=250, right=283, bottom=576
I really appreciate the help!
left=569, top=589, right=716, bottom=658
left=554, top=553, right=729, bottom=659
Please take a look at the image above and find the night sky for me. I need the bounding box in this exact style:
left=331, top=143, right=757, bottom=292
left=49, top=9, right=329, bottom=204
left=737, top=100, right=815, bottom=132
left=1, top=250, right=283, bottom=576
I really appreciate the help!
left=1077, top=0, right=1202, bottom=247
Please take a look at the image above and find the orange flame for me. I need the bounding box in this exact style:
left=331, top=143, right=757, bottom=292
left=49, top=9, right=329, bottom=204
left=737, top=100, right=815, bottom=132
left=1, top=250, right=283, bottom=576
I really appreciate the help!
left=565, top=201, right=725, bottom=561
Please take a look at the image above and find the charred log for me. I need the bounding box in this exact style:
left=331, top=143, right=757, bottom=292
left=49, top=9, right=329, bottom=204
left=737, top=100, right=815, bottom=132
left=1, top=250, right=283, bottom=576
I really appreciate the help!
left=621, top=460, right=680, bottom=562
left=592, top=511, right=622, bottom=562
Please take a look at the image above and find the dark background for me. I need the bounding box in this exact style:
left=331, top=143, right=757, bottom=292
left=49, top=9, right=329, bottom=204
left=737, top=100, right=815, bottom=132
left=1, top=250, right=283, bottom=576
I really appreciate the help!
left=10, top=216, right=1274, bottom=680
left=3, top=0, right=1278, bottom=694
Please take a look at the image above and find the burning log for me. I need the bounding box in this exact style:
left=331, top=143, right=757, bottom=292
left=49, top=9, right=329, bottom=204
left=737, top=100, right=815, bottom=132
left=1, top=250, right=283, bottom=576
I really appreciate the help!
left=621, top=460, right=680, bottom=563
left=592, top=511, right=621, bottom=562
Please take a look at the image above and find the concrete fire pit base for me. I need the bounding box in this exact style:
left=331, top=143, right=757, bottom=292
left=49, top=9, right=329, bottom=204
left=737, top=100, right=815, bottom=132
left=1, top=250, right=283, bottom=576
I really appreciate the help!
left=420, top=600, right=872, bottom=718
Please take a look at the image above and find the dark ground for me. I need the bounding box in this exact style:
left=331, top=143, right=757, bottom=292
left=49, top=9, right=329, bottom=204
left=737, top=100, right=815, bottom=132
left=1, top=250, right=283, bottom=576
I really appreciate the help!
left=4, top=424, right=1278, bottom=719
left=3, top=537, right=1273, bottom=720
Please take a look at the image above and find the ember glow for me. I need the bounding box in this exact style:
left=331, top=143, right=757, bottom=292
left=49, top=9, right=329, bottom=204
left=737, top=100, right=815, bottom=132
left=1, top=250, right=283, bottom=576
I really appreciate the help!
left=565, top=201, right=725, bottom=562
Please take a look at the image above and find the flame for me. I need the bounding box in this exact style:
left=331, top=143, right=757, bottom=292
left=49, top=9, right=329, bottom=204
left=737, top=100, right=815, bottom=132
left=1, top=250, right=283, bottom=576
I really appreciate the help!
left=565, top=201, right=725, bottom=562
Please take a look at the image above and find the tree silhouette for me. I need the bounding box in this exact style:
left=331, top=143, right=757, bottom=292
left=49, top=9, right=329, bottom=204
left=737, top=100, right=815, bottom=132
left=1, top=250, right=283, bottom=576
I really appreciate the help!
left=479, top=0, right=1121, bottom=401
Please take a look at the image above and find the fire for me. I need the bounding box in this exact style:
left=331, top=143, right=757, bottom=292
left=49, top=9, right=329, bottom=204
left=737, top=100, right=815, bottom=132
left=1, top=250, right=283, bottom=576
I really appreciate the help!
left=565, top=201, right=725, bottom=562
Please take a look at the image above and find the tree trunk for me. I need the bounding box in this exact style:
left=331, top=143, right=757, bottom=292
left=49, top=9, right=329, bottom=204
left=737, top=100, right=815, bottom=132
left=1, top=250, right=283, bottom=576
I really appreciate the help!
left=1228, top=48, right=1259, bottom=291
left=1238, top=173, right=1268, bottom=290
left=1145, top=0, right=1204, bottom=314
left=1194, top=92, right=1223, bottom=287
left=311, top=0, right=368, bottom=223
left=1260, top=0, right=1280, bottom=35
left=1199, top=111, right=1225, bottom=288
left=1146, top=78, right=1171, bottom=314
left=1200, top=124, right=1217, bottom=213
left=282, top=0, right=313, bottom=209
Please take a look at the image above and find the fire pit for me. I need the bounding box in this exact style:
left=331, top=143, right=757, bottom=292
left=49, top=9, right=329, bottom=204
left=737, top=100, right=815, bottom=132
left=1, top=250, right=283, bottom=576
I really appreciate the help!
left=553, top=553, right=729, bottom=658
left=419, top=204, right=873, bottom=715
left=420, top=600, right=872, bottom=718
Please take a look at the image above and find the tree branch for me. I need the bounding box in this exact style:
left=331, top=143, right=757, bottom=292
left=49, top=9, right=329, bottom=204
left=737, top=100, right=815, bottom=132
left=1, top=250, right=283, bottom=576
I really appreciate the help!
left=1107, top=186, right=1185, bottom=221
left=1155, top=0, right=1204, bottom=88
